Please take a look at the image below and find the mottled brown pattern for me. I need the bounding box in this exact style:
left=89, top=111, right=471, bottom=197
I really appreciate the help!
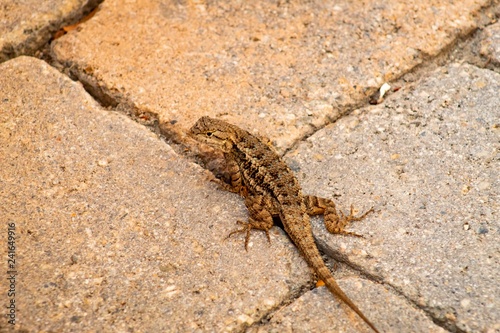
left=189, top=116, right=379, bottom=333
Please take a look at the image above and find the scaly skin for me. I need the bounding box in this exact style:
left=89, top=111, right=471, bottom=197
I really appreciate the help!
left=190, top=116, right=379, bottom=333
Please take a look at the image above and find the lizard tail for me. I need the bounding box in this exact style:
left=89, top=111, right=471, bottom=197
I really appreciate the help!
left=316, top=264, right=380, bottom=333
left=280, top=207, right=380, bottom=332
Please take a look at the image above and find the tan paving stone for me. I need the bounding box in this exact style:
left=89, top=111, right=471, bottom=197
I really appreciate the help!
left=0, top=0, right=99, bottom=62
left=0, top=56, right=311, bottom=332
left=52, top=0, right=491, bottom=151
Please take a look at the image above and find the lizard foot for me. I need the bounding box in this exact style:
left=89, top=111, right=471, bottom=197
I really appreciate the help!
left=334, top=205, right=374, bottom=237
left=226, top=220, right=272, bottom=251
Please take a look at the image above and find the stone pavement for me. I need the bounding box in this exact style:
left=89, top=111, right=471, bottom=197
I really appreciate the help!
left=0, top=1, right=499, bottom=332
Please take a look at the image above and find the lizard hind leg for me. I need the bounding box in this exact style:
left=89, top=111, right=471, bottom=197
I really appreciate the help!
left=304, top=195, right=374, bottom=237
left=226, top=195, right=276, bottom=251
left=335, top=204, right=375, bottom=237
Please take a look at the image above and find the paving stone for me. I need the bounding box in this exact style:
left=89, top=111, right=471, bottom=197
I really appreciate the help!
left=285, top=63, right=499, bottom=332
left=0, top=56, right=312, bottom=332
left=52, top=0, right=491, bottom=151
left=0, top=0, right=99, bottom=62
left=480, top=21, right=500, bottom=65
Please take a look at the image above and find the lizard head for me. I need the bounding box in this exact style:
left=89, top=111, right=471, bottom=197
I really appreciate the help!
left=189, top=116, right=236, bottom=152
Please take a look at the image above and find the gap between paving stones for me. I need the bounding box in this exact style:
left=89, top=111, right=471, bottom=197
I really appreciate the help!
left=1, top=0, right=103, bottom=62
left=290, top=3, right=499, bottom=155
left=45, top=1, right=500, bottom=159
left=313, top=224, right=455, bottom=333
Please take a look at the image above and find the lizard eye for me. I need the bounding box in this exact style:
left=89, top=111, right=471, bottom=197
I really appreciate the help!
left=206, top=132, right=213, bottom=137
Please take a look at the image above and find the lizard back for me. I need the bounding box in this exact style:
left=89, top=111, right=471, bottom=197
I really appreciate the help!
left=190, top=117, right=380, bottom=333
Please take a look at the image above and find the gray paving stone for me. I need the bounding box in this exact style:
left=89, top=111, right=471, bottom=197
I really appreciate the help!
left=283, top=63, right=499, bottom=332
left=251, top=279, right=445, bottom=333
left=0, top=0, right=99, bottom=62
left=51, top=0, right=491, bottom=151
left=0, top=56, right=311, bottom=332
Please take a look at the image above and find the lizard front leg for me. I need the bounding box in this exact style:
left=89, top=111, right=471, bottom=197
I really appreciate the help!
left=304, top=195, right=374, bottom=237
left=227, top=195, right=277, bottom=251
left=211, top=157, right=250, bottom=197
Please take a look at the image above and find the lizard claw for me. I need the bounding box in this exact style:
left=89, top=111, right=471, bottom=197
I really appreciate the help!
left=225, top=220, right=272, bottom=251
left=336, top=205, right=375, bottom=238
left=225, top=220, right=252, bottom=251
left=345, top=205, right=375, bottom=221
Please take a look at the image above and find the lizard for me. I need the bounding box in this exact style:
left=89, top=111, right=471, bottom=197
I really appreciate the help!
left=189, top=116, right=379, bottom=333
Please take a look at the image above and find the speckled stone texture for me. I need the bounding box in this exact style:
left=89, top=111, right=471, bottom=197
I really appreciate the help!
left=283, top=63, right=499, bottom=333
left=51, top=0, right=490, bottom=151
left=480, top=21, right=500, bottom=65
left=0, top=0, right=100, bottom=62
left=0, top=56, right=312, bottom=332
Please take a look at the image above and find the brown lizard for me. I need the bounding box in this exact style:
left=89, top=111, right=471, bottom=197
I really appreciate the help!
left=189, top=116, right=379, bottom=333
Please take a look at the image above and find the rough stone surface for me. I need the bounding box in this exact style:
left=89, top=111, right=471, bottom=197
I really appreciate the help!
left=52, top=0, right=490, bottom=151
left=0, top=0, right=99, bottom=62
left=0, top=56, right=312, bottom=332
left=480, top=21, right=500, bottom=65
left=251, top=279, right=445, bottom=333
left=286, top=63, right=499, bottom=333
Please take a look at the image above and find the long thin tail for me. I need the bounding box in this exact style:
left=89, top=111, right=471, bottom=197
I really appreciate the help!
left=316, top=264, right=380, bottom=333
left=282, top=206, right=380, bottom=332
